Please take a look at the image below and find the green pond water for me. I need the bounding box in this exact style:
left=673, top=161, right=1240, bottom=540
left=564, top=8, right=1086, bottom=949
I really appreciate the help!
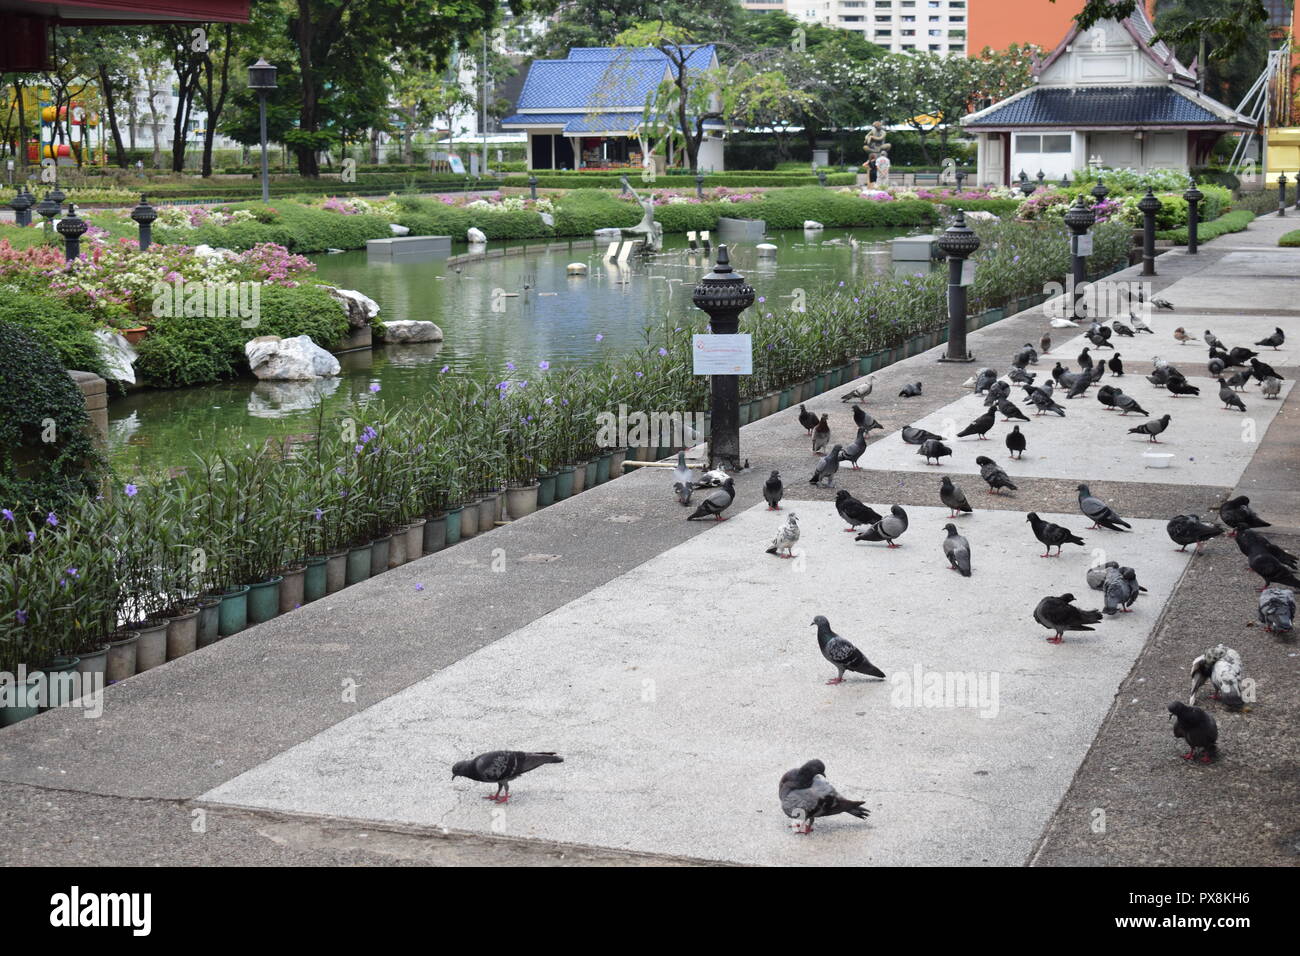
left=107, top=225, right=931, bottom=472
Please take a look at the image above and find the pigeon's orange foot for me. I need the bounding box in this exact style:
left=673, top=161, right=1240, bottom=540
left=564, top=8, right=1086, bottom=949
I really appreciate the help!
left=1047, top=636, right=1064, bottom=644
left=1200, top=755, right=1212, bottom=764
left=825, top=678, right=844, bottom=685
left=1182, top=752, right=1194, bottom=760
left=886, top=541, right=900, bottom=548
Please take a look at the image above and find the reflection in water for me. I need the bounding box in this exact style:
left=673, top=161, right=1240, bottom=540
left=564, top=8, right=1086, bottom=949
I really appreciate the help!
left=108, top=226, right=931, bottom=470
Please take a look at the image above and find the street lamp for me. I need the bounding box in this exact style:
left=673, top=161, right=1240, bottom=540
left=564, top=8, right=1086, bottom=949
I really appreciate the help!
left=1063, top=194, right=1096, bottom=321
left=955, top=166, right=967, bottom=192
left=9, top=187, right=33, bottom=227
left=816, top=168, right=828, bottom=188
left=56, top=203, right=87, bottom=263
left=130, top=194, right=158, bottom=251
left=1036, top=169, right=1045, bottom=187
left=1278, top=171, right=1288, bottom=217
left=35, top=191, right=60, bottom=244
left=1018, top=171, right=1035, bottom=198
left=936, top=208, right=981, bottom=362
left=527, top=173, right=538, bottom=200
left=695, top=169, right=705, bottom=199
left=247, top=58, right=278, bottom=203
left=1060, top=173, right=1071, bottom=187
left=692, top=245, right=755, bottom=471
left=1137, top=187, right=1161, bottom=277
left=1182, top=179, right=1203, bottom=255
left=1091, top=178, right=1110, bottom=203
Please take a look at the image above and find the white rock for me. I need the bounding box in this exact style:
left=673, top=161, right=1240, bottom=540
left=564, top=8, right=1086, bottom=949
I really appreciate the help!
left=756, top=243, right=778, bottom=256
left=963, top=210, right=999, bottom=221
left=327, top=287, right=381, bottom=329
left=93, top=328, right=137, bottom=384
left=539, top=212, right=555, bottom=228
left=380, top=320, right=443, bottom=343
left=467, top=227, right=487, bottom=243
left=803, top=220, right=824, bottom=230
left=389, top=223, right=410, bottom=236
left=192, top=243, right=233, bottom=260
left=245, top=334, right=341, bottom=380
left=567, top=262, right=588, bottom=275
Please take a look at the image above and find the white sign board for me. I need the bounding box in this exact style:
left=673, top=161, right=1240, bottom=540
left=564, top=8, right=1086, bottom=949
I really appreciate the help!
left=692, top=334, right=752, bottom=375
left=448, top=154, right=466, bottom=175
left=960, top=260, right=976, bottom=286
left=1076, top=234, right=1094, bottom=257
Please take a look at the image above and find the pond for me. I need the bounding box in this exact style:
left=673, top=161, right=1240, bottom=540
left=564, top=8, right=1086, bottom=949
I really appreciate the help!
left=106, top=225, right=933, bottom=472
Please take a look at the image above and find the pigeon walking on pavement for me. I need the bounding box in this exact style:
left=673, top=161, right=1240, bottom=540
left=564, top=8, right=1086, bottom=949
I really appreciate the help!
left=1077, top=484, right=1131, bottom=532
left=1217, top=378, right=1247, bottom=411
left=1255, top=327, right=1285, bottom=349
left=838, top=426, right=870, bottom=470
left=1005, top=425, right=1026, bottom=459
left=997, top=398, right=1030, bottom=422
left=1166, top=514, right=1223, bottom=553
left=942, top=524, right=972, bottom=577
left=1129, top=413, right=1171, bottom=442
left=810, top=444, right=843, bottom=488
left=901, top=425, right=945, bottom=445
left=1173, top=327, right=1198, bottom=345
left=1219, top=495, right=1269, bottom=536
left=1027, top=512, right=1085, bottom=557
left=917, top=438, right=952, bottom=465
left=1112, top=391, right=1148, bottom=416
left=984, top=380, right=1012, bottom=407
left=1167, top=702, right=1217, bottom=763
left=452, top=750, right=564, bottom=803
left=671, top=452, right=695, bottom=506
left=687, top=478, right=735, bottom=521
left=1189, top=644, right=1245, bottom=710
left=851, top=405, right=882, bottom=434
left=1237, top=528, right=1298, bottom=569
left=1108, top=354, right=1124, bottom=376
left=779, top=759, right=871, bottom=834
left=1261, top=375, right=1282, bottom=399
left=763, top=471, right=784, bottom=510
left=976, top=455, right=1018, bottom=493
left=1249, top=357, right=1281, bottom=383
left=957, top=409, right=996, bottom=440
left=856, top=505, right=909, bottom=548
left=811, top=616, right=885, bottom=685
left=939, top=476, right=973, bottom=517
left=1040, top=331, right=1052, bottom=354
left=835, top=490, right=882, bottom=532
left=1258, top=587, right=1295, bottom=633
left=797, top=404, right=819, bottom=434
left=898, top=381, right=923, bottom=398
left=811, top=414, right=831, bottom=454
left=1033, top=593, right=1104, bottom=643
left=841, top=379, right=874, bottom=402
left=766, top=513, right=800, bottom=559
left=1247, top=541, right=1300, bottom=591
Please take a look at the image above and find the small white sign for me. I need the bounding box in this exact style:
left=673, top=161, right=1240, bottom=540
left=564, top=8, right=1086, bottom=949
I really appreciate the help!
left=960, top=260, right=976, bottom=286
left=448, top=154, right=466, bottom=175
left=693, top=334, right=752, bottom=375
left=1076, top=234, right=1094, bottom=256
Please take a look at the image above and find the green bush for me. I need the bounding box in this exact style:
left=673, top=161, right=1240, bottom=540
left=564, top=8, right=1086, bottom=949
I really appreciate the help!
left=1158, top=209, right=1255, bottom=245
left=502, top=172, right=857, bottom=189
left=157, top=204, right=393, bottom=254
left=1278, top=227, right=1300, bottom=246
left=726, top=188, right=939, bottom=230
left=939, top=198, right=1022, bottom=216
left=0, top=321, right=108, bottom=511
left=0, top=293, right=106, bottom=377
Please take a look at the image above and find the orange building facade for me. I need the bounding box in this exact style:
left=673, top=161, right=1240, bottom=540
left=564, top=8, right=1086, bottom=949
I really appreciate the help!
left=968, top=0, right=1161, bottom=54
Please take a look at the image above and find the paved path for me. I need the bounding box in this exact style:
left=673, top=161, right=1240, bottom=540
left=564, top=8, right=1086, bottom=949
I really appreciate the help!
left=2, top=212, right=1297, bottom=866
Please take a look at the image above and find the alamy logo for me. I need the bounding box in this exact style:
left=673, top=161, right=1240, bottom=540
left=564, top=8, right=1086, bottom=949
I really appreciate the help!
left=49, top=886, right=151, bottom=936
left=594, top=404, right=705, bottom=449
left=151, top=278, right=261, bottom=328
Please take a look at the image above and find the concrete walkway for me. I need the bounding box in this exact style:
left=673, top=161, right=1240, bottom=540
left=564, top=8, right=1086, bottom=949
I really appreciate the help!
left=2, top=212, right=1297, bottom=866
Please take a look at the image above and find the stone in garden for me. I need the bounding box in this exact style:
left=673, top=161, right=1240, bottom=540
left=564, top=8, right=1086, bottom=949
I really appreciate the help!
left=467, top=227, right=487, bottom=243
left=93, top=328, right=137, bottom=384
left=327, top=287, right=380, bottom=329
left=964, top=211, right=999, bottom=221
left=192, top=244, right=233, bottom=260
left=245, top=334, right=341, bottom=380
left=539, top=212, right=555, bottom=228
left=594, top=227, right=623, bottom=241
left=567, top=262, right=588, bottom=275
left=380, top=320, right=443, bottom=343
left=389, top=223, right=411, bottom=236
left=804, top=220, right=824, bottom=229
left=756, top=243, right=778, bottom=257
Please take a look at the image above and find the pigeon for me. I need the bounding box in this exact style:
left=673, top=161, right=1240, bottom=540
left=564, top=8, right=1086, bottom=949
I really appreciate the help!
left=1086, top=328, right=1111, bottom=349
left=1204, top=330, right=1223, bottom=350
left=694, top=467, right=730, bottom=489
left=1088, top=359, right=1106, bottom=384
left=1217, top=377, right=1247, bottom=411
left=1005, top=425, right=1026, bottom=460
left=766, top=512, right=800, bottom=559
left=1235, top=528, right=1297, bottom=569
left=1087, top=560, right=1119, bottom=591
left=1249, top=357, right=1281, bottom=382
left=856, top=505, right=908, bottom=548
left=779, top=759, right=870, bottom=834
left=956, top=409, right=995, bottom=440
left=1173, top=327, right=1197, bottom=345
left=939, top=475, right=972, bottom=517
left=1096, top=384, right=1120, bottom=410
left=839, top=427, right=869, bottom=470
left=1189, top=644, right=1245, bottom=710
left=1050, top=316, right=1079, bottom=329
left=851, top=405, right=882, bottom=434
left=1261, top=375, right=1282, bottom=399
left=1077, top=484, right=1131, bottom=532
left=1108, top=354, right=1123, bottom=376
left=764, top=470, right=784, bottom=510
left=841, top=379, right=874, bottom=402
left=1112, top=321, right=1134, bottom=337
left=1219, top=495, right=1269, bottom=536
left=1033, top=593, right=1104, bottom=643
left=1247, top=542, right=1300, bottom=591
left=973, top=367, right=998, bottom=394
left=811, top=616, right=885, bottom=685
left=835, top=489, right=882, bottom=532
left=1026, top=512, right=1085, bottom=557
left=1112, top=391, right=1148, bottom=416
left=1146, top=363, right=1173, bottom=388
left=1051, top=362, right=1074, bottom=384
left=1128, top=414, right=1171, bottom=442
left=1007, top=366, right=1036, bottom=385
left=1207, top=356, right=1226, bottom=377
left=1227, top=346, right=1259, bottom=367
left=687, top=477, right=735, bottom=521
left=810, top=443, right=843, bottom=488
left=984, top=380, right=1012, bottom=407
left=1023, top=383, right=1065, bottom=417
left=1225, top=369, right=1251, bottom=391
left=1077, top=347, right=1093, bottom=370
left=976, top=455, right=1018, bottom=493
left=1014, top=345, right=1038, bottom=367
left=1165, top=376, right=1200, bottom=397
left=1255, top=327, right=1285, bottom=349
left=1166, top=514, right=1223, bottom=553
left=1040, top=331, right=1051, bottom=353
left=1209, top=344, right=1231, bottom=366
left=1101, top=566, right=1131, bottom=615
left=916, top=438, right=951, bottom=465
left=671, top=452, right=695, bottom=506
left=1167, top=702, right=1217, bottom=763
left=898, top=381, right=923, bottom=397
left=452, top=750, right=563, bottom=803
left=901, top=425, right=945, bottom=445
left=1131, top=314, right=1154, bottom=333
left=997, top=398, right=1030, bottom=423
left=797, top=403, right=819, bottom=434
left=811, top=414, right=831, bottom=454
left=1154, top=297, right=1174, bottom=311
left=942, top=523, right=972, bottom=576
left=1065, top=373, right=1091, bottom=400
left=1258, top=586, right=1295, bottom=633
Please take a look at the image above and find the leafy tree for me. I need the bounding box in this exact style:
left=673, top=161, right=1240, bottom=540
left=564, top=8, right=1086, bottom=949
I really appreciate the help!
left=1067, top=0, right=1268, bottom=62
left=1153, top=0, right=1269, bottom=107
left=530, top=0, right=744, bottom=59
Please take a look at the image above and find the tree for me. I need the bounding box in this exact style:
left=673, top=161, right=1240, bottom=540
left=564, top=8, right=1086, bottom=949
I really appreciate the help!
left=1153, top=0, right=1269, bottom=107
left=1067, top=0, right=1268, bottom=62
left=78, top=28, right=141, bottom=168
left=530, top=0, right=743, bottom=59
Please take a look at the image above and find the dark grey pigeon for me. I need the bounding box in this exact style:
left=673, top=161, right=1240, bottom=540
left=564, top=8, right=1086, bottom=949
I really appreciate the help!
left=1033, top=593, right=1104, bottom=643
left=1096, top=384, right=1120, bottom=409
left=1112, top=391, right=1148, bottom=416
left=1128, top=413, right=1171, bottom=442
left=898, top=381, right=923, bottom=397
left=797, top=403, right=819, bottom=433
left=1249, top=357, right=1281, bottom=383
left=1101, top=566, right=1129, bottom=615
left=1234, top=528, right=1296, bottom=569
left=1077, top=484, right=1131, bottom=531
left=851, top=404, right=883, bottom=433
left=1087, top=560, right=1120, bottom=591
left=452, top=750, right=563, bottom=802
left=973, top=367, right=998, bottom=394
left=1007, top=366, right=1036, bottom=385
left=1258, top=587, right=1295, bottom=633
left=939, top=475, right=972, bottom=517
left=956, top=409, right=996, bottom=440
left=1023, top=383, right=1065, bottom=417
left=1225, top=368, right=1250, bottom=391
left=1247, top=543, right=1300, bottom=591
left=835, top=489, right=882, bottom=532
left=1167, top=702, right=1217, bottom=763
left=779, top=759, right=870, bottom=835
left=984, top=380, right=1012, bottom=406
left=976, top=455, right=1017, bottom=493
left=812, top=414, right=831, bottom=454
left=1166, top=514, right=1222, bottom=553
left=1219, top=495, right=1269, bottom=535
left=901, top=425, right=945, bottom=445
left=1207, top=356, right=1226, bottom=377
left=1066, top=373, right=1091, bottom=399
left=839, top=426, right=869, bottom=470
left=942, top=523, right=972, bottom=577
left=1027, top=512, right=1084, bottom=557
left=1227, top=346, right=1259, bottom=367
left=1089, top=359, right=1106, bottom=383
left=1217, top=377, right=1247, bottom=411
left=1077, top=347, right=1093, bottom=369
left=1015, top=344, right=1038, bottom=366
left=1255, top=327, right=1285, bottom=349
left=856, top=505, right=908, bottom=548
left=810, top=444, right=843, bottom=488
left=687, top=477, right=735, bottom=521
left=811, top=615, right=885, bottom=685
left=917, top=438, right=951, bottom=465
left=1005, top=425, right=1026, bottom=459
left=1112, top=321, right=1134, bottom=337
left=763, top=470, right=784, bottom=511
left=997, top=398, right=1030, bottom=422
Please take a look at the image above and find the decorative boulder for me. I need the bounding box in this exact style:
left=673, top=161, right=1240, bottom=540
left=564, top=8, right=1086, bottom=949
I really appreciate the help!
left=467, top=227, right=487, bottom=243
left=803, top=220, right=824, bottom=230
left=756, top=243, right=778, bottom=257
left=566, top=262, right=588, bottom=276
left=327, top=287, right=380, bottom=329
left=192, top=243, right=233, bottom=260
left=389, top=223, right=410, bottom=236
left=245, top=335, right=341, bottom=380
left=963, top=210, right=999, bottom=222
left=379, top=320, right=443, bottom=343
left=594, top=227, right=623, bottom=241
left=93, top=328, right=138, bottom=384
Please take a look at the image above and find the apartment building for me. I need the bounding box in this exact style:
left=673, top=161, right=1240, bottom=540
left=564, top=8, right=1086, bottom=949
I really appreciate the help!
left=784, top=0, right=969, bottom=55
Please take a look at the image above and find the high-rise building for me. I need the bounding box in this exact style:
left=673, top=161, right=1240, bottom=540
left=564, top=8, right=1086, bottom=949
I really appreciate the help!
left=786, top=0, right=970, bottom=55
left=966, top=0, right=1084, bottom=54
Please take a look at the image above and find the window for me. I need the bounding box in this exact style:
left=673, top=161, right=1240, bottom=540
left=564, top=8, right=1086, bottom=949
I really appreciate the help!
left=950, top=15, right=965, bottom=22
left=901, top=43, right=915, bottom=49
left=950, top=0, right=965, bottom=6
left=842, top=1, right=865, bottom=6
left=876, top=14, right=891, bottom=20
left=928, top=1, right=940, bottom=6
left=876, top=28, right=892, bottom=35
left=841, top=15, right=863, bottom=21
left=929, top=29, right=942, bottom=35
left=929, top=43, right=942, bottom=50
left=1017, top=134, right=1072, bottom=154
left=902, top=14, right=914, bottom=21
left=875, top=0, right=892, bottom=5
left=900, top=1, right=914, bottom=6
left=929, top=15, right=940, bottom=21
left=1042, top=134, right=1072, bottom=153
left=901, top=28, right=915, bottom=35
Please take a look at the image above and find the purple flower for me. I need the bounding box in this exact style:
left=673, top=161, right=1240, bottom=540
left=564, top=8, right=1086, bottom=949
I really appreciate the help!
left=26, top=531, right=35, bottom=543
left=595, top=334, right=604, bottom=342
left=538, top=360, right=550, bottom=370
left=519, top=380, right=528, bottom=388
left=65, top=567, right=78, bottom=577
left=498, top=381, right=510, bottom=391
left=355, top=444, right=364, bottom=453
left=1, top=508, right=13, bottom=522
left=46, top=512, right=58, bottom=527
left=506, top=361, right=516, bottom=371
left=313, top=507, right=323, bottom=521
left=635, top=371, right=643, bottom=378
left=124, top=483, right=138, bottom=497
left=369, top=383, right=381, bottom=393
left=415, top=583, right=425, bottom=592
left=15, top=609, right=26, bottom=624
left=657, top=347, right=668, bottom=357
left=440, top=365, right=450, bottom=373
left=757, top=296, right=766, bottom=303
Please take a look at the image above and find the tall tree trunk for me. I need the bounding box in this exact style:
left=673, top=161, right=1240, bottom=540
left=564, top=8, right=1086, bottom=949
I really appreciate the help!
left=98, top=63, right=128, bottom=167
left=294, top=0, right=321, bottom=177
left=14, top=76, right=27, bottom=173
left=369, top=128, right=380, bottom=164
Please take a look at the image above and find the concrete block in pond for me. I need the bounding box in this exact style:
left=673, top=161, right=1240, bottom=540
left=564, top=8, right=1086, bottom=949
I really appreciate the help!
left=892, top=234, right=939, bottom=261
left=379, top=320, right=443, bottom=343
left=717, top=217, right=766, bottom=241
left=365, top=236, right=452, bottom=259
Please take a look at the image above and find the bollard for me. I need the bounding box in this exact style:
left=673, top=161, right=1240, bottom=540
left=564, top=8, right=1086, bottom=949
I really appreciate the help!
left=1063, top=195, right=1096, bottom=321
left=692, top=246, right=754, bottom=471
left=1138, top=187, right=1161, bottom=277
left=936, top=209, right=980, bottom=362
left=1183, top=180, right=1202, bottom=254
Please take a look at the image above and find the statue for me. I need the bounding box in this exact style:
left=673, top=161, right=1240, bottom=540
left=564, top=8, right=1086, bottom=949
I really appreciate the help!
left=618, top=175, right=663, bottom=253
left=864, top=121, right=888, bottom=156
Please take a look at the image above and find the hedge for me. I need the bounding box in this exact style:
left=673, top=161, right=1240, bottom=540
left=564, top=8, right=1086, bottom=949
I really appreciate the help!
left=1278, top=227, right=1300, bottom=247
left=158, top=203, right=394, bottom=254
left=500, top=172, right=858, bottom=189
left=1157, top=209, right=1255, bottom=245
left=0, top=292, right=107, bottom=378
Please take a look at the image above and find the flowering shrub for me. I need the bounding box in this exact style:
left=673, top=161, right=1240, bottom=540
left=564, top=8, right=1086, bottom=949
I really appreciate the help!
left=230, top=243, right=315, bottom=287
left=466, top=195, right=556, bottom=214
left=152, top=205, right=258, bottom=229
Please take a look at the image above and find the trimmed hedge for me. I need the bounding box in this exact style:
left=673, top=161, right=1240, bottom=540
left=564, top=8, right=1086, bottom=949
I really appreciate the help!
left=501, top=172, right=858, bottom=189
left=1278, top=227, right=1300, bottom=247
left=157, top=204, right=395, bottom=254
left=1157, top=209, right=1255, bottom=245
left=0, top=293, right=106, bottom=378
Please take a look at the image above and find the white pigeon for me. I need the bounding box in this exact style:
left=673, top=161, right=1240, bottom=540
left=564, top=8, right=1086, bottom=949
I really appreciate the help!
left=1050, top=317, right=1079, bottom=329
left=695, top=467, right=730, bottom=489
left=765, top=513, right=800, bottom=559
left=1189, top=644, right=1246, bottom=710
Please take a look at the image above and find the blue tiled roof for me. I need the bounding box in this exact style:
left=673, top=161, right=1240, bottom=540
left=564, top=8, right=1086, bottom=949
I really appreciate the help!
left=500, top=113, right=573, bottom=127
left=514, top=45, right=717, bottom=112
left=964, top=86, right=1244, bottom=127
left=565, top=45, right=716, bottom=70
left=502, top=112, right=727, bottom=134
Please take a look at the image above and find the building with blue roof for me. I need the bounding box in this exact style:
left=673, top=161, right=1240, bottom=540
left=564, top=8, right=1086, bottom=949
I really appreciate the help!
left=502, top=45, right=726, bottom=171
left=961, top=4, right=1254, bottom=185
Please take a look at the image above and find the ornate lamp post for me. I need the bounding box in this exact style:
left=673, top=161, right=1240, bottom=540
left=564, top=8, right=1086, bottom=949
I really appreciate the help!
left=816, top=168, right=828, bottom=187
left=35, top=191, right=60, bottom=244
left=955, top=166, right=967, bottom=192
left=48, top=182, right=66, bottom=208
left=56, top=203, right=87, bottom=262
left=695, top=169, right=706, bottom=199
left=936, top=209, right=981, bottom=362
left=1183, top=179, right=1203, bottom=255
left=9, top=187, right=33, bottom=227
left=1036, top=169, right=1045, bottom=188
left=1278, top=171, right=1288, bottom=217
left=527, top=173, right=538, bottom=200
left=692, top=245, right=755, bottom=471
left=247, top=58, right=278, bottom=203
left=130, top=194, right=158, bottom=251
left=1018, top=171, right=1035, bottom=198
left=1059, top=173, right=1071, bottom=187
left=1063, top=195, right=1096, bottom=321
left=1091, top=178, right=1110, bottom=203
left=1138, top=187, right=1161, bottom=277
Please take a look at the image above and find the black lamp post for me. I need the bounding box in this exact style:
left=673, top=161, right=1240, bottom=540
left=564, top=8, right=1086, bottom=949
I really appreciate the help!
left=1137, top=187, right=1161, bottom=277
left=955, top=166, right=966, bottom=192
left=1091, top=178, right=1110, bottom=203
left=1063, top=195, right=1096, bottom=321
left=1183, top=179, right=1203, bottom=255
left=9, top=187, right=33, bottom=227
left=1018, top=171, right=1035, bottom=198
left=130, top=194, right=157, bottom=251
left=936, top=209, right=981, bottom=362
left=247, top=58, right=278, bottom=203
left=695, top=169, right=705, bottom=199
left=35, top=191, right=60, bottom=244
left=692, top=245, right=755, bottom=471
left=1278, top=171, right=1288, bottom=217
left=1060, top=173, right=1071, bottom=187
left=56, top=203, right=87, bottom=262
left=816, top=168, right=828, bottom=187
left=48, top=182, right=65, bottom=208
left=1036, top=169, right=1045, bottom=187
left=527, top=173, right=538, bottom=200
